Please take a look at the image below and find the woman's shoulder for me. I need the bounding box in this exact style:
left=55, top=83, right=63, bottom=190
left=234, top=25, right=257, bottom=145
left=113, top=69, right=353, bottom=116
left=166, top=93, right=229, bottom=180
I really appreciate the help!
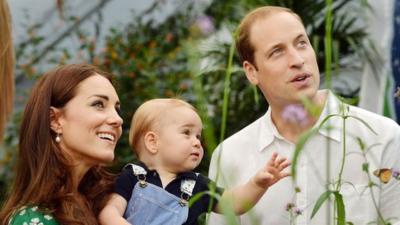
left=8, top=206, right=59, bottom=225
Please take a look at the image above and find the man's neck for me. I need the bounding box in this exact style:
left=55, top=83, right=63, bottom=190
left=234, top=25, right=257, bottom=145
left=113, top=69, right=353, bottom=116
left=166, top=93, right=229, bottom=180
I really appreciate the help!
left=270, top=90, right=328, bottom=143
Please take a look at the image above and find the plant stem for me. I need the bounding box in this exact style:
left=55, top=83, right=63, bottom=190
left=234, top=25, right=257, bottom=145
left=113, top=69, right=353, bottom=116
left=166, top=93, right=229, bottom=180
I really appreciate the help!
left=219, top=33, right=235, bottom=143
left=335, top=115, right=346, bottom=191
left=325, top=0, right=333, bottom=223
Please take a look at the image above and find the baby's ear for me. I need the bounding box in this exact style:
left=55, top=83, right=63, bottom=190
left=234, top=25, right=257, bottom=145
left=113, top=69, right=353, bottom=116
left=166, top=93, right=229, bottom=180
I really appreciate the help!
left=144, top=131, right=158, bottom=154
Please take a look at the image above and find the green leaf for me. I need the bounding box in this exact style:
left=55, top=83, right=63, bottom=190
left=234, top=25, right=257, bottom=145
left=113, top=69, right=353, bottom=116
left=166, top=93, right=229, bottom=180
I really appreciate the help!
left=311, top=190, right=333, bottom=219
left=355, top=137, right=365, bottom=151
left=189, top=190, right=221, bottom=208
left=362, top=162, right=369, bottom=173
left=333, top=191, right=346, bottom=225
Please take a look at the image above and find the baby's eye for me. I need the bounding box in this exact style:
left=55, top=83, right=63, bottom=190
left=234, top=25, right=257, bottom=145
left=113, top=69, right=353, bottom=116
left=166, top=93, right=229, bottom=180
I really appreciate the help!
left=182, top=129, right=190, bottom=136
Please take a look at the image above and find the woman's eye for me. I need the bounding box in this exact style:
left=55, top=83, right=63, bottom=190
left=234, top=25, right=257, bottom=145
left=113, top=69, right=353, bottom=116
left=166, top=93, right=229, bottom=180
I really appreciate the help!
left=115, top=106, right=121, bottom=115
left=91, top=100, right=105, bottom=109
left=182, top=129, right=190, bottom=135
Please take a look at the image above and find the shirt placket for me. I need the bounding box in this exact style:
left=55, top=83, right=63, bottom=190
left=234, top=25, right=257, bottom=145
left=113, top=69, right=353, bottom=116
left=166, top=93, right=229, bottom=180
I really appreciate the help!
left=295, top=155, right=308, bottom=225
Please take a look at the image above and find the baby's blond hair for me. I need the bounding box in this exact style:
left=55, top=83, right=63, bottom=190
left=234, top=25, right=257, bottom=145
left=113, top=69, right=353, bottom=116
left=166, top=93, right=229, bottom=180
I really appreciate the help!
left=129, top=98, right=197, bottom=157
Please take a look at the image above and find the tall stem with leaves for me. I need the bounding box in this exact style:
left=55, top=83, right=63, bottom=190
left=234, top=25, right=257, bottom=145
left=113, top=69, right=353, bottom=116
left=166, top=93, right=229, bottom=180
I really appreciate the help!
left=324, top=0, right=333, bottom=224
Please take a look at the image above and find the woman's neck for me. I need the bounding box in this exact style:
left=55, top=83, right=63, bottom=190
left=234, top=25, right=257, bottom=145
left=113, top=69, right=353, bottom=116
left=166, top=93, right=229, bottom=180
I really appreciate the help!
left=70, top=163, right=91, bottom=191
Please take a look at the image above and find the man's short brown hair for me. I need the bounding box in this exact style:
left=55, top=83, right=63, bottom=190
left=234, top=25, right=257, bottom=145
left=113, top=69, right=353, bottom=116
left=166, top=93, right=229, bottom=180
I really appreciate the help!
left=236, top=6, right=303, bottom=66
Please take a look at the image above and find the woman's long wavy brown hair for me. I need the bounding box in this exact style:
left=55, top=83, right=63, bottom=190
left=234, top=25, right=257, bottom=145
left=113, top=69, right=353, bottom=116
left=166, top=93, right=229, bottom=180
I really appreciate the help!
left=0, top=64, right=117, bottom=225
left=0, top=0, right=15, bottom=143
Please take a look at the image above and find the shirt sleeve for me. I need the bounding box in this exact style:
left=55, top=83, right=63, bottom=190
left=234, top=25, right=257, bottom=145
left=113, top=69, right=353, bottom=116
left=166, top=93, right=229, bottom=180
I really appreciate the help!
left=9, top=206, right=59, bottom=225
left=114, top=165, right=138, bottom=201
left=379, top=126, right=400, bottom=224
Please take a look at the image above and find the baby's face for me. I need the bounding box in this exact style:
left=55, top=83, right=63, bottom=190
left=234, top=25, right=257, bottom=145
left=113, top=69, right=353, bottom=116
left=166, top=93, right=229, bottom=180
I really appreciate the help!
left=156, top=106, right=204, bottom=173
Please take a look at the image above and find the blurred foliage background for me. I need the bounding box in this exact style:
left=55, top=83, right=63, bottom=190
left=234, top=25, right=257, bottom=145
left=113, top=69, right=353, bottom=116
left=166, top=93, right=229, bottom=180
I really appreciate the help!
left=0, top=0, right=375, bottom=203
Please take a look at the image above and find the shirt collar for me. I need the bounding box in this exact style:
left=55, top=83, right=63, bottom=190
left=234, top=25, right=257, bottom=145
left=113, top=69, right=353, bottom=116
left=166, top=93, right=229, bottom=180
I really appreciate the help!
left=257, top=109, right=279, bottom=152
left=136, top=161, right=197, bottom=180
left=313, top=90, right=342, bottom=142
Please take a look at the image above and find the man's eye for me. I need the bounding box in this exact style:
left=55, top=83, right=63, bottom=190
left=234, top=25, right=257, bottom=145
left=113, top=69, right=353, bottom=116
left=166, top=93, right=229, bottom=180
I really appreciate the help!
left=270, top=48, right=282, bottom=57
left=298, top=41, right=307, bottom=48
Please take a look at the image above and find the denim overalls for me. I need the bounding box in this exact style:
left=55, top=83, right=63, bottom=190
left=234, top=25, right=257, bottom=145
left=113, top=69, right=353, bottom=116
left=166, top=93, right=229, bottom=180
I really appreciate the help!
left=124, top=164, right=197, bottom=225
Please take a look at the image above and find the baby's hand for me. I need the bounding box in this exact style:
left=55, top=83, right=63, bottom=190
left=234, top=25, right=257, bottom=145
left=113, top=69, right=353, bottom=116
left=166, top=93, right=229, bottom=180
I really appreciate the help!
left=252, top=152, right=290, bottom=189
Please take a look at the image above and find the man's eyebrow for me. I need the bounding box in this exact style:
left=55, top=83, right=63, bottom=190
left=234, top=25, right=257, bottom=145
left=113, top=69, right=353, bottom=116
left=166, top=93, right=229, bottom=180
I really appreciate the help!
left=265, top=42, right=283, bottom=53
left=295, top=34, right=306, bottom=41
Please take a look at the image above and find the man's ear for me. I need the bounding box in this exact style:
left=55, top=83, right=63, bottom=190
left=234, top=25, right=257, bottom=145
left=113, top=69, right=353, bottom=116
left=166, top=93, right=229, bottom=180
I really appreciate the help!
left=243, top=60, right=259, bottom=85
left=144, top=131, right=158, bottom=154
left=49, top=106, right=62, bottom=133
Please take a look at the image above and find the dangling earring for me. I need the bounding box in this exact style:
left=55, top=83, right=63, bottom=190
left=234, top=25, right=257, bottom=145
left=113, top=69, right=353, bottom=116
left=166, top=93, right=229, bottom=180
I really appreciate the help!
left=55, top=133, right=61, bottom=143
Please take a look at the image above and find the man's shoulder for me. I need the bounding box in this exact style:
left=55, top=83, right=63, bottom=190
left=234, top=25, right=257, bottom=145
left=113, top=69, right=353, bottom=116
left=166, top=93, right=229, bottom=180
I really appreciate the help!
left=349, top=104, right=400, bottom=131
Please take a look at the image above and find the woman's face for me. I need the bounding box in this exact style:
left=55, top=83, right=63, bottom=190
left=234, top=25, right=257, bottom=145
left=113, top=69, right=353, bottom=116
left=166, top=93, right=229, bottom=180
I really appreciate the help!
left=55, top=74, right=123, bottom=167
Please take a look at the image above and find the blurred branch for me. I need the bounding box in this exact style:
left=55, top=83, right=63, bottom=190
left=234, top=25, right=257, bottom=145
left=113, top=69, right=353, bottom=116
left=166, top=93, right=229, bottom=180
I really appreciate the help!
left=27, top=0, right=112, bottom=66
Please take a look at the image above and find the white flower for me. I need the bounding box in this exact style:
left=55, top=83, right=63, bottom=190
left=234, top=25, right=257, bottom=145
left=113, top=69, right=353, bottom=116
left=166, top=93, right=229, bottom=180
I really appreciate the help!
left=19, top=209, right=26, bottom=215
left=29, top=218, right=43, bottom=225
left=44, top=215, right=53, bottom=220
left=31, top=206, right=38, bottom=211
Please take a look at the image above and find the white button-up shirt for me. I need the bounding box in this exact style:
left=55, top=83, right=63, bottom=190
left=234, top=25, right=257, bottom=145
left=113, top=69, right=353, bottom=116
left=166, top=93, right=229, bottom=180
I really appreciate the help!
left=208, top=90, right=400, bottom=225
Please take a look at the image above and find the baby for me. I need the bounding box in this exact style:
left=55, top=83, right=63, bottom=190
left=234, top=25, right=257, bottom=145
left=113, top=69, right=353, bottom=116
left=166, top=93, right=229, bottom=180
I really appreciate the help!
left=99, top=98, right=290, bottom=225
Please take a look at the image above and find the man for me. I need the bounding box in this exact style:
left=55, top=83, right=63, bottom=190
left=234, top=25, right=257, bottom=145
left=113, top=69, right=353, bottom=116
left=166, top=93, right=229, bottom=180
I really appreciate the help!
left=208, top=6, right=400, bottom=225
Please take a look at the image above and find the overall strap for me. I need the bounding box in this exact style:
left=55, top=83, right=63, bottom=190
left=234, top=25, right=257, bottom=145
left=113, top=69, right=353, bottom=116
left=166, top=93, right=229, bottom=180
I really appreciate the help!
left=125, top=163, right=148, bottom=187
left=179, top=173, right=199, bottom=206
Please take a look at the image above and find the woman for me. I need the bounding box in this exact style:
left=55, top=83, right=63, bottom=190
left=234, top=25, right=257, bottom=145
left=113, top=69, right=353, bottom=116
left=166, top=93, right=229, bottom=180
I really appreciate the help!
left=0, top=64, right=123, bottom=225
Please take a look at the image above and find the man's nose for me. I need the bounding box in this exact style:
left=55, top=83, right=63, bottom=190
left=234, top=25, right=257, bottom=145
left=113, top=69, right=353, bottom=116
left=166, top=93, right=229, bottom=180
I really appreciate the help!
left=288, top=48, right=305, bottom=68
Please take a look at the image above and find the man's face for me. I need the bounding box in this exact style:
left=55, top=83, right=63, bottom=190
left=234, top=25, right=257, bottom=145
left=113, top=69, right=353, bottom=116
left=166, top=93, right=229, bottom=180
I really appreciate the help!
left=243, top=12, right=320, bottom=107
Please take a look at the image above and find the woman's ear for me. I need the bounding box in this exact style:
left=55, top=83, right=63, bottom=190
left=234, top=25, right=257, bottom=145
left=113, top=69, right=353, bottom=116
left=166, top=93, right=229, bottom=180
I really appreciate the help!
left=144, top=131, right=158, bottom=154
left=49, top=106, right=62, bottom=133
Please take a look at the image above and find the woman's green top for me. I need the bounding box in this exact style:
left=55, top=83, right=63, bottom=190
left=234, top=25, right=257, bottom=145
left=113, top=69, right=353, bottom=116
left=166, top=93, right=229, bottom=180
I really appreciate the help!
left=8, top=206, right=59, bottom=225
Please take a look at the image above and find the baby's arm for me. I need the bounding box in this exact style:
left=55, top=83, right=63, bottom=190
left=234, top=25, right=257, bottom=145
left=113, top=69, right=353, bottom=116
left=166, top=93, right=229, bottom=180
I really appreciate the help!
left=98, top=193, right=131, bottom=225
left=214, top=152, right=290, bottom=215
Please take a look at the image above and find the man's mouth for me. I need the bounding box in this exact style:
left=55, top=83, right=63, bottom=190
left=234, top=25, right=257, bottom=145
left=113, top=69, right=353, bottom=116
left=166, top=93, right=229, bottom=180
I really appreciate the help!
left=291, top=73, right=311, bottom=82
